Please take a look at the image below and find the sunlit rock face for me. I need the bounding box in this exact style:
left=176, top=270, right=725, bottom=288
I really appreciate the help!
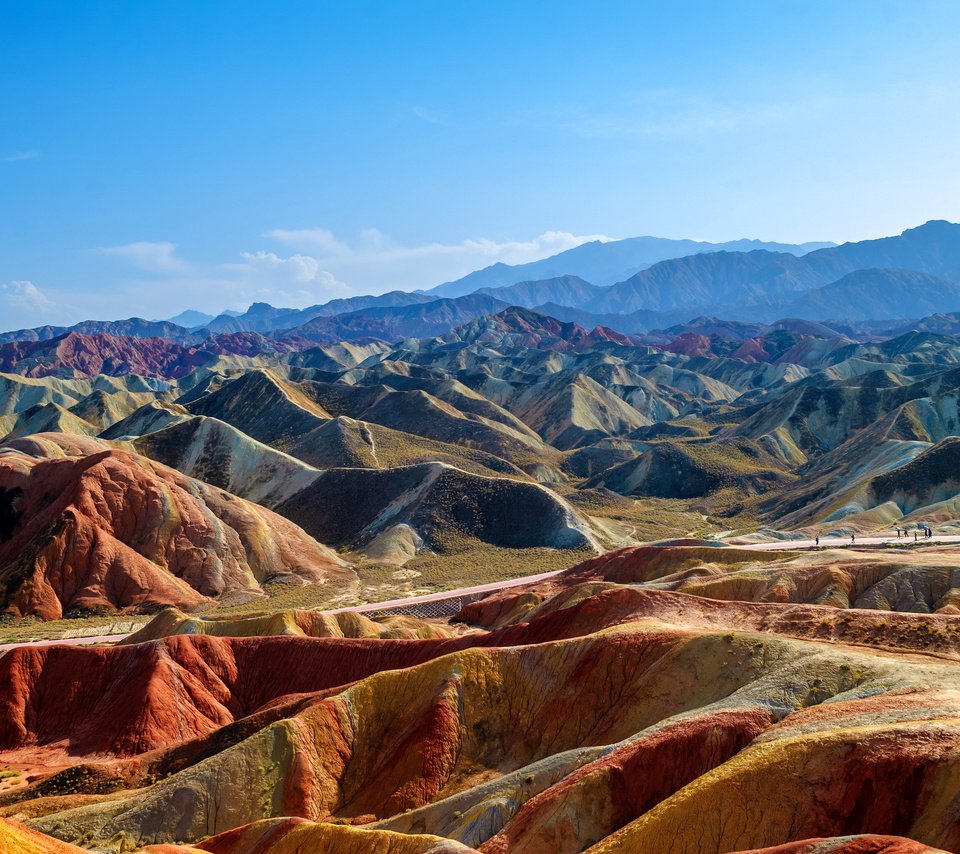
left=0, top=434, right=354, bottom=620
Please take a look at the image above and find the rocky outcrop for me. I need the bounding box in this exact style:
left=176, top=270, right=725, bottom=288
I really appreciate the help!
left=130, top=416, right=323, bottom=508
left=458, top=545, right=960, bottom=626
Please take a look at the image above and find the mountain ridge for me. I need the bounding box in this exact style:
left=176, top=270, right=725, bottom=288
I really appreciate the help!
left=426, top=235, right=834, bottom=297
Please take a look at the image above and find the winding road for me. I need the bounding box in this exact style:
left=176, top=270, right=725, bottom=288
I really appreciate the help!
left=4, top=531, right=959, bottom=652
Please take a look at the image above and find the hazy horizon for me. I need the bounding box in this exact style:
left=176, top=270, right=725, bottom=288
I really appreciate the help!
left=0, top=218, right=952, bottom=330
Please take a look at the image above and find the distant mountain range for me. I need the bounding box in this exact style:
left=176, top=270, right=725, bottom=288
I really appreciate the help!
left=474, top=274, right=605, bottom=308
left=578, top=221, right=960, bottom=318
left=426, top=235, right=834, bottom=297
left=201, top=290, right=435, bottom=334
left=166, top=309, right=241, bottom=327
left=281, top=293, right=509, bottom=343
left=5, top=221, right=960, bottom=347
left=777, top=269, right=960, bottom=321
left=207, top=220, right=960, bottom=335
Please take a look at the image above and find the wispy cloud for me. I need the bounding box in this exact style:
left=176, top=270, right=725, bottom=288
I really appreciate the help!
left=262, top=228, right=350, bottom=257
left=412, top=105, right=444, bottom=125
left=1, top=150, right=39, bottom=162
left=88, top=241, right=354, bottom=319
left=97, top=241, right=189, bottom=273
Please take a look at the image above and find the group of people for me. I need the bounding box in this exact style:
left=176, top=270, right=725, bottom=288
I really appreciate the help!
left=895, top=526, right=933, bottom=540
left=811, top=526, right=935, bottom=547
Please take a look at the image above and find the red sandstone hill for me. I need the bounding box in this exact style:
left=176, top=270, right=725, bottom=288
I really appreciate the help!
left=0, top=332, right=309, bottom=380
left=661, top=331, right=717, bottom=357
left=0, top=333, right=208, bottom=379
left=0, top=434, right=354, bottom=619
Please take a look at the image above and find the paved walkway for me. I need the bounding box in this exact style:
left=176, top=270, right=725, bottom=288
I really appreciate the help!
left=737, top=534, right=960, bottom=550
left=0, top=633, right=130, bottom=653
left=5, top=533, right=960, bottom=651
left=0, top=570, right=568, bottom=652
left=324, top=567, right=565, bottom=615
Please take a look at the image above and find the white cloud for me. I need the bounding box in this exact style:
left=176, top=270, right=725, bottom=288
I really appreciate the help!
left=228, top=251, right=353, bottom=302
left=261, top=228, right=350, bottom=257
left=98, top=241, right=188, bottom=273
left=263, top=228, right=615, bottom=290
left=78, top=242, right=355, bottom=322
left=0, top=281, right=62, bottom=329
left=0, top=280, right=53, bottom=311
left=0, top=151, right=38, bottom=162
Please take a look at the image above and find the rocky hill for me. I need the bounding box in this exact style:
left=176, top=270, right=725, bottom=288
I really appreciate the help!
left=0, top=434, right=354, bottom=620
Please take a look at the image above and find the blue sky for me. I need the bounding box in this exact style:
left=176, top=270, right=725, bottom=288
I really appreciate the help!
left=2, top=1, right=959, bottom=326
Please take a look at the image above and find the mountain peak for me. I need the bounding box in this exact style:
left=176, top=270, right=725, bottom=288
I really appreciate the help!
left=904, top=219, right=960, bottom=237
